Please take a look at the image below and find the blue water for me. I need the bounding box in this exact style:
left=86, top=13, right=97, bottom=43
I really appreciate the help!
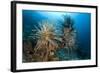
left=22, top=10, right=91, bottom=60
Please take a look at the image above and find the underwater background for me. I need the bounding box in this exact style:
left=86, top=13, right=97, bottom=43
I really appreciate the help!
left=22, top=10, right=91, bottom=62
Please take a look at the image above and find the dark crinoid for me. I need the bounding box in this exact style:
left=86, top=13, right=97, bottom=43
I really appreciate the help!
left=62, top=15, right=78, bottom=59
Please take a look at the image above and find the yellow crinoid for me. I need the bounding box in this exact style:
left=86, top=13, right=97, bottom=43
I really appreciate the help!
left=32, top=21, right=62, bottom=61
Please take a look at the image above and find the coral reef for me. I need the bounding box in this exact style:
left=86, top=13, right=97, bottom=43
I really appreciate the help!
left=23, top=15, right=78, bottom=62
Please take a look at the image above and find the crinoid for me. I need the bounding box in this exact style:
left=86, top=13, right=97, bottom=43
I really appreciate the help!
left=62, top=15, right=77, bottom=59
left=31, top=21, right=62, bottom=61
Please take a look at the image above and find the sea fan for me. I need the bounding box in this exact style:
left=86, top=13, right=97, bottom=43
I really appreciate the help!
left=31, top=21, right=62, bottom=61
